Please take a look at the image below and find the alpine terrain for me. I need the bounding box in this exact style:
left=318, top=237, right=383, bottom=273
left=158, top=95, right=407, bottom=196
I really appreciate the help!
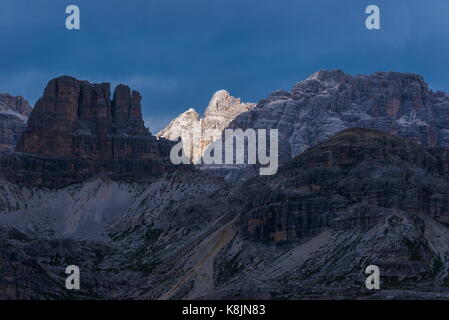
left=1, top=71, right=449, bottom=300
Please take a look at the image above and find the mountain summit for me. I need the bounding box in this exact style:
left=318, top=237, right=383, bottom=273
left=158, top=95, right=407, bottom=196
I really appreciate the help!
left=17, top=76, right=151, bottom=159
left=1, top=76, right=176, bottom=187
left=157, top=90, right=255, bottom=163
left=0, top=93, right=31, bottom=152
left=228, top=70, right=449, bottom=165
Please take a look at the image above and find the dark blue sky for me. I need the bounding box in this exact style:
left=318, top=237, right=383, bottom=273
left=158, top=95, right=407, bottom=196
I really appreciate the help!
left=1, top=0, right=448, bottom=132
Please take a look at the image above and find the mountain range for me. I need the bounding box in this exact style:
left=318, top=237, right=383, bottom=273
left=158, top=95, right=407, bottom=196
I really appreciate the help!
left=1, top=70, right=449, bottom=299
left=157, top=89, right=255, bottom=164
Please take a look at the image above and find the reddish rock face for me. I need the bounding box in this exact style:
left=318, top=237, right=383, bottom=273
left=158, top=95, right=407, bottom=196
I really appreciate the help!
left=16, top=76, right=153, bottom=159
left=3, top=76, right=177, bottom=187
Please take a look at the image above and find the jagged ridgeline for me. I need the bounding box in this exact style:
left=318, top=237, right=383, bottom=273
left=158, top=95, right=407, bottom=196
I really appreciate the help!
left=0, top=94, right=31, bottom=153
left=0, top=76, right=179, bottom=187
left=156, top=70, right=449, bottom=181
left=227, top=70, right=449, bottom=163
left=157, top=90, right=256, bottom=164
left=1, top=71, right=449, bottom=299
left=2, top=128, right=449, bottom=299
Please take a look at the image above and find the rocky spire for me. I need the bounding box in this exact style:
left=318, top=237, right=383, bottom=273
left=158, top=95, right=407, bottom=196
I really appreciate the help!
left=16, top=76, right=150, bottom=158
left=5, top=76, right=176, bottom=187
left=157, top=90, right=255, bottom=163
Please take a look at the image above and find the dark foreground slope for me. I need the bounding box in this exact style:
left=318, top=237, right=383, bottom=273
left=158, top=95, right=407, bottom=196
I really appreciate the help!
left=1, top=128, right=449, bottom=299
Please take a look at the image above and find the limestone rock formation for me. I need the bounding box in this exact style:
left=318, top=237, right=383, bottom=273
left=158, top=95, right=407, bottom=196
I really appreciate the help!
left=228, top=70, right=449, bottom=165
left=16, top=76, right=153, bottom=159
left=3, top=71, right=449, bottom=300
left=157, top=90, right=255, bottom=163
left=0, top=94, right=32, bottom=152
left=239, top=128, right=449, bottom=242
left=2, top=129, right=449, bottom=299
left=1, top=76, right=176, bottom=187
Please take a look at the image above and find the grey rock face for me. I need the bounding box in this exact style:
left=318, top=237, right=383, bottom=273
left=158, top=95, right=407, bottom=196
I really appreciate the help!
left=157, top=90, right=255, bottom=163
left=3, top=71, right=449, bottom=300
left=0, top=94, right=32, bottom=153
left=229, top=70, right=449, bottom=165
left=2, top=129, right=449, bottom=299
left=239, top=128, right=449, bottom=242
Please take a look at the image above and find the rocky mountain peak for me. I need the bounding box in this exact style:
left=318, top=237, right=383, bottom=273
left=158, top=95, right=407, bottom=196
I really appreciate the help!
left=181, top=107, right=200, bottom=119
left=1, top=76, right=176, bottom=187
left=204, top=89, right=251, bottom=116
left=293, top=70, right=430, bottom=99
left=0, top=93, right=32, bottom=117
left=16, top=76, right=151, bottom=158
left=0, top=93, right=32, bottom=153
left=228, top=70, right=449, bottom=169
left=304, top=69, right=346, bottom=83
left=157, top=90, right=255, bottom=163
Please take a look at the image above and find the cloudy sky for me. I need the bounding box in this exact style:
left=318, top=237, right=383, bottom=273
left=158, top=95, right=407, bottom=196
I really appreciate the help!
left=0, top=0, right=448, bottom=131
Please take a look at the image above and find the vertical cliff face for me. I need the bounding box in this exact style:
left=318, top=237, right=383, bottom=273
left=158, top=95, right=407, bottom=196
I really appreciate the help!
left=240, top=128, right=449, bottom=243
left=0, top=94, right=31, bottom=116
left=111, top=84, right=147, bottom=136
left=2, top=76, right=176, bottom=187
left=158, top=71, right=449, bottom=181
left=157, top=90, right=255, bottom=163
left=3, top=129, right=449, bottom=299
left=228, top=70, right=449, bottom=164
left=17, top=76, right=152, bottom=160
left=0, top=94, right=32, bottom=152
